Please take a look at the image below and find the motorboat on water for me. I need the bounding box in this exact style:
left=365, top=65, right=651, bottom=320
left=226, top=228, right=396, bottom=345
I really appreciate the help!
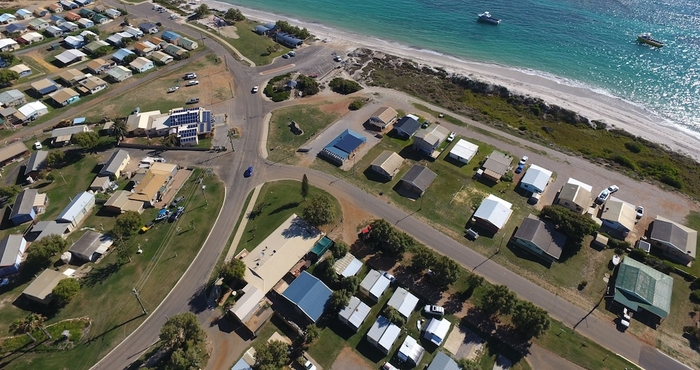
left=478, top=11, right=500, bottom=25
left=637, top=33, right=664, bottom=47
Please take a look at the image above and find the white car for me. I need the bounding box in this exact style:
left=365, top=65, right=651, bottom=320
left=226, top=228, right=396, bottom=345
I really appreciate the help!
left=33, top=141, right=42, bottom=150
left=424, top=305, right=445, bottom=317
left=636, top=206, right=644, bottom=219
left=186, top=80, right=199, bottom=86
left=252, top=85, right=259, bottom=93
left=519, top=156, right=529, bottom=165
left=447, top=132, right=456, bottom=142
left=304, top=360, right=316, bottom=370
left=382, top=362, right=398, bottom=370
left=596, top=189, right=610, bottom=204
left=608, top=185, right=620, bottom=193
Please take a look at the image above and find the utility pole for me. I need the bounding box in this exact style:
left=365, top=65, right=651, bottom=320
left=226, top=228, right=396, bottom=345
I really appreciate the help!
left=201, top=185, right=207, bottom=206
left=132, top=287, right=148, bottom=315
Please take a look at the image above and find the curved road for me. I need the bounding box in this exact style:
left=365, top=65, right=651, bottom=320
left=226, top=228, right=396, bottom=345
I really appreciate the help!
left=92, top=2, right=690, bottom=369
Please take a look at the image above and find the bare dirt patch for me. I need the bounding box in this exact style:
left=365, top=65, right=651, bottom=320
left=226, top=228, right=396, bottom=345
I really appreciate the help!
left=330, top=346, right=373, bottom=370
left=23, top=50, right=58, bottom=73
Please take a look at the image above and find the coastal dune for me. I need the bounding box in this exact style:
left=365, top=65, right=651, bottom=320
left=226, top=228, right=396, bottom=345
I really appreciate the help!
left=201, top=0, right=700, bottom=160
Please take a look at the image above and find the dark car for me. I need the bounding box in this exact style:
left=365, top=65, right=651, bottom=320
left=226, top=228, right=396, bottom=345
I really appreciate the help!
left=156, top=22, right=162, bottom=26
left=171, top=195, right=185, bottom=208
left=244, top=166, right=253, bottom=177
left=515, top=163, right=524, bottom=174
left=184, top=72, right=197, bottom=80
left=169, top=206, right=184, bottom=222
left=186, top=97, right=199, bottom=104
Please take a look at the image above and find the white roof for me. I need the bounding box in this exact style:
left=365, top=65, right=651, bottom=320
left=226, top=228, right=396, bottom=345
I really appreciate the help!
left=566, top=177, right=593, bottom=192
left=57, top=191, right=94, bottom=223
left=338, top=296, right=371, bottom=329
left=18, top=101, right=47, bottom=117
left=423, top=318, right=452, bottom=345
left=398, top=335, right=425, bottom=364
left=229, top=284, right=265, bottom=322
left=361, top=269, right=391, bottom=299
left=367, top=316, right=400, bottom=353
left=449, top=139, right=478, bottom=161
left=0, top=39, right=18, bottom=48
left=387, top=287, right=419, bottom=318
left=55, top=49, right=86, bottom=64
left=521, top=164, right=552, bottom=193
left=474, top=194, right=513, bottom=229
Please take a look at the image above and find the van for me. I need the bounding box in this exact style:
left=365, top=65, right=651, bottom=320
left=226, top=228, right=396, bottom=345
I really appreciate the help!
left=466, top=228, right=479, bottom=240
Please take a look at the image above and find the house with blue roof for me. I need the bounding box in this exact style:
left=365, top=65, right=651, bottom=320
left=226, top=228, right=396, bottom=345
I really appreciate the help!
left=319, top=129, right=367, bottom=166
left=282, top=271, right=333, bottom=323
left=275, top=32, right=303, bottom=48
left=161, top=30, right=181, bottom=43
left=15, top=9, right=33, bottom=20
left=4, top=23, right=26, bottom=35
left=112, top=48, right=135, bottom=64
left=50, top=14, right=66, bottom=26
left=0, top=13, right=16, bottom=24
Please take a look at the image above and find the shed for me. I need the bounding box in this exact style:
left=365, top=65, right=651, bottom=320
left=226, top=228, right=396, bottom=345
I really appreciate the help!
left=399, top=165, right=437, bottom=197
left=89, top=175, right=111, bottom=192
left=366, top=316, right=401, bottom=354
left=100, top=149, right=130, bottom=179
left=24, top=150, right=48, bottom=180
left=359, top=269, right=391, bottom=302
left=511, top=215, right=567, bottom=263
left=50, top=88, right=80, bottom=106
left=56, top=191, right=95, bottom=229
left=481, top=151, right=512, bottom=182
left=427, top=352, right=460, bottom=370
left=448, top=139, right=479, bottom=164
left=387, top=287, right=419, bottom=318
left=473, top=194, right=513, bottom=233
left=338, top=296, right=371, bottom=332
left=281, top=271, right=333, bottom=323
left=9, top=189, right=41, bottom=225
left=68, top=231, right=112, bottom=262
left=55, top=49, right=86, bottom=65
left=393, top=116, right=421, bottom=138
left=613, top=257, right=673, bottom=320
left=520, top=164, right=552, bottom=194
left=0, top=89, right=27, bottom=107
left=369, top=151, right=403, bottom=179
left=333, top=253, right=363, bottom=277
left=398, top=335, right=425, bottom=366
left=557, top=178, right=593, bottom=214
left=649, top=216, right=698, bottom=265
left=0, top=235, right=27, bottom=277
left=367, top=106, right=398, bottom=130
left=319, top=129, right=367, bottom=165
left=310, top=235, right=334, bottom=257
left=22, top=269, right=69, bottom=304
left=0, top=141, right=29, bottom=167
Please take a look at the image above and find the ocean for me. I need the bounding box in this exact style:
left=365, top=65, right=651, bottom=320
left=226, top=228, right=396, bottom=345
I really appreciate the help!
left=223, top=0, right=700, bottom=134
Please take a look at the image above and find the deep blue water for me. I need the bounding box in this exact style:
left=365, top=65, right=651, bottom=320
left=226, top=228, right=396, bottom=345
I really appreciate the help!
left=225, top=0, right=700, bottom=132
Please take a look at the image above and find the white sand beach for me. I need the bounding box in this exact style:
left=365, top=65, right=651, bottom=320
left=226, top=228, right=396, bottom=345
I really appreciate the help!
left=202, top=0, right=700, bottom=160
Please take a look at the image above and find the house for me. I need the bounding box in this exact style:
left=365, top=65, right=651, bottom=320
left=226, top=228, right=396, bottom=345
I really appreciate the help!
left=613, top=257, right=673, bottom=322
left=275, top=32, right=303, bottom=48
left=124, top=26, right=144, bottom=39
left=228, top=283, right=268, bottom=336
left=104, top=190, right=144, bottom=213
left=55, top=49, right=86, bottom=65
left=85, top=58, right=115, bottom=74
left=161, top=30, right=180, bottom=43
left=89, top=175, right=111, bottom=192
left=138, top=22, right=158, bottom=34
left=45, top=25, right=64, bottom=38
left=423, top=318, right=452, bottom=346
left=23, top=150, right=48, bottom=180
left=8, top=64, right=31, bottom=79
left=112, top=48, right=135, bottom=64
left=0, top=141, right=29, bottom=166
left=18, top=32, right=44, bottom=45
left=448, top=139, right=479, bottom=164
left=50, top=88, right=80, bottom=106
left=387, top=287, right=419, bottom=318
left=333, top=253, right=363, bottom=277
left=16, top=102, right=48, bottom=122
left=92, top=13, right=109, bottom=24
left=0, top=235, right=27, bottom=277
left=0, top=39, right=18, bottom=51
left=428, top=352, right=460, bottom=370
left=58, top=68, right=88, bottom=85
left=106, top=32, right=132, bottom=46
left=74, top=0, right=92, bottom=7
left=100, top=149, right=130, bottom=179
left=367, top=106, right=398, bottom=130
left=68, top=231, right=112, bottom=262
left=47, top=3, right=63, bottom=13
left=648, top=216, right=698, bottom=265
left=79, top=8, right=95, bottom=18
left=133, top=41, right=154, bottom=56
left=5, top=23, right=27, bottom=35
left=15, top=9, right=33, bottom=20
left=359, top=269, right=391, bottom=302
left=129, top=56, right=154, bottom=73
left=163, top=43, right=187, bottom=59
left=281, top=271, right=333, bottom=323
left=253, top=23, right=276, bottom=35
left=480, top=150, right=513, bottom=182
left=28, top=18, right=50, bottom=31
left=557, top=178, right=593, bottom=214
left=398, top=336, right=426, bottom=366
left=413, top=125, right=450, bottom=156
left=104, top=8, right=121, bottom=18
left=369, top=151, right=403, bottom=179
left=126, top=107, right=213, bottom=145
left=77, top=18, right=94, bottom=28
left=9, top=189, right=45, bottom=225
left=59, top=21, right=79, bottom=33
left=520, top=164, right=552, bottom=194
left=56, top=191, right=95, bottom=229
left=59, top=0, right=79, bottom=10
left=64, top=11, right=81, bottom=22
left=0, top=89, right=26, bottom=107
left=77, top=75, right=108, bottom=95
left=51, top=124, right=89, bottom=146
left=22, top=269, right=69, bottom=304
left=0, top=107, right=19, bottom=125
left=366, top=316, right=401, bottom=354
left=28, top=221, right=70, bottom=241
left=399, top=165, right=437, bottom=197
left=150, top=50, right=173, bottom=64
left=31, top=79, right=59, bottom=96
left=473, top=194, right=513, bottom=233
left=128, top=168, right=171, bottom=206
left=105, top=66, right=132, bottom=82
left=0, top=13, right=16, bottom=24
left=29, top=6, right=49, bottom=18
left=512, top=215, right=567, bottom=263
left=319, top=129, right=367, bottom=165
left=177, top=37, right=198, bottom=50
left=600, top=198, right=636, bottom=238
left=148, top=36, right=164, bottom=47
left=83, top=39, right=109, bottom=55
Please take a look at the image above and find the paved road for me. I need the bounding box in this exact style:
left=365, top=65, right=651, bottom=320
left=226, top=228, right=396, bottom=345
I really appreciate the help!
left=90, top=2, right=691, bottom=370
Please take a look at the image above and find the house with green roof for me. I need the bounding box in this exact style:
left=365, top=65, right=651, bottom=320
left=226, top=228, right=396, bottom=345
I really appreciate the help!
left=613, top=257, right=673, bottom=324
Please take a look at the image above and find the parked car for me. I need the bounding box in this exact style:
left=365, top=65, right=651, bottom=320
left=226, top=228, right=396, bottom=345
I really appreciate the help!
left=636, top=206, right=644, bottom=219
left=466, top=228, right=479, bottom=240
left=169, top=206, right=184, bottom=222
left=515, top=163, right=525, bottom=174
left=186, top=80, right=199, bottom=86
left=424, top=305, right=445, bottom=317
left=333, top=55, right=342, bottom=62
left=167, top=86, right=179, bottom=93
left=33, top=141, right=42, bottom=150
left=382, top=362, right=398, bottom=370
left=184, top=72, right=197, bottom=80
left=288, top=51, right=296, bottom=57
left=133, top=107, right=140, bottom=114
left=156, top=22, right=162, bottom=26
left=596, top=189, right=610, bottom=204
left=519, top=156, right=529, bottom=165
left=155, top=208, right=171, bottom=222
left=140, top=221, right=155, bottom=233
left=153, top=157, right=166, bottom=163
left=0, top=278, right=8, bottom=287
left=186, top=97, right=199, bottom=104
left=252, top=85, right=258, bottom=93
left=244, top=166, right=253, bottom=177
left=421, top=120, right=430, bottom=129
left=171, top=195, right=185, bottom=208
left=447, top=132, right=456, bottom=142
left=381, top=271, right=395, bottom=283
left=303, top=360, right=316, bottom=370
left=608, top=185, right=620, bottom=193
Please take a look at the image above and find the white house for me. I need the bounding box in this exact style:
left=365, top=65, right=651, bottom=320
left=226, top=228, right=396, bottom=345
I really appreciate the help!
left=423, top=317, right=452, bottom=346
left=397, top=336, right=425, bottom=366
left=366, top=316, right=401, bottom=354
left=557, top=178, right=593, bottom=214
left=448, top=139, right=479, bottom=164
left=520, top=164, right=552, bottom=194
left=56, top=191, right=95, bottom=230
left=473, top=194, right=513, bottom=233
left=128, top=57, right=154, bottom=73
left=105, top=8, right=121, bottom=18
left=338, top=296, right=371, bottom=332
left=387, top=287, right=419, bottom=318
left=359, top=269, right=391, bottom=302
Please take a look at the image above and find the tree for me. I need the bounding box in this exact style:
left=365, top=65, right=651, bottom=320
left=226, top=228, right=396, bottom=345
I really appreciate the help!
left=0, top=52, right=16, bottom=65
left=72, top=131, right=99, bottom=151
left=113, top=211, right=142, bottom=239
left=511, top=301, right=551, bottom=338
left=328, top=77, right=362, bottom=94
left=0, top=185, right=21, bottom=198
left=254, top=340, right=289, bottom=369
left=367, top=219, right=416, bottom=257
left=456, top=358, right=480, bottom=370
left=159, top=312, right=206, bottom=351
left=411, top=246, right=437, bottom=271
left=45, top=150, right=65, bottom=168
left=10, top=313, right=46, bottom=342
left=296, top=75, right=319, bottom=96
left=194, top=4, right=210, bottom=19
left=304, top=324, right=320, bottom=345
left=301, top=174, right=309, bottom=200
left=302, top=194, right=335, bottom=226
left=52, top=278, right=80, bottom=307
left=122, top=53, right=137, bottom=64
left=314, top=256, right=338, bottom=286
left=478, top=284, right=517, bottom=316
left=328, top=289, right=351, bottom=313
left=220, top=258, right=246, bottom=286
left=340, top=275, right=360, bottom=294
left=161, top=133, right=179, bottom=147
left=540, top=205, right=598, bottom=242
left=431, top=255, right=462, bottom=288
left=382, top=306, right=405, bottom=326
left=27, top=235, right=68, bottom=269
left=223, top=8, right=245, bottom=22
left=330, top=241, right=348, bottom=259
left=168, top=345, right=203, bottom=370
left=93, top=45, right=112, bottom=57
left=0, top=69, right=20, bottom=86
left=112, top=119, right=128, bottom=141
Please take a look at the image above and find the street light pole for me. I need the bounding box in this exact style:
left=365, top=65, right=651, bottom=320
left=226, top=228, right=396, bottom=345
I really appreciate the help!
left=201, top=185, right=207, bottom=206
left=132, top=287, right=148, bottom=315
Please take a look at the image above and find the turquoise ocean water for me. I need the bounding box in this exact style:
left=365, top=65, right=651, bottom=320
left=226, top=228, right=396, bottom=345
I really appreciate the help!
left=224, top=0, right=700, bottom=133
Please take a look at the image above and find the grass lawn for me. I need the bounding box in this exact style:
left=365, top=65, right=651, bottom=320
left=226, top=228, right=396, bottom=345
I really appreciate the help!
left=0, top=168, right=225, bottom=370
left=236, top=180, right=342, bottom=255
left=193, top=21, right=290, bottom=66
left=267, top=105, right=340, bottom=164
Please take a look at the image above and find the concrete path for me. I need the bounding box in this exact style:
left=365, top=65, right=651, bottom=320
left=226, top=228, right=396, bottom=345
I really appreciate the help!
left=224, top=183, right=263, bottom=262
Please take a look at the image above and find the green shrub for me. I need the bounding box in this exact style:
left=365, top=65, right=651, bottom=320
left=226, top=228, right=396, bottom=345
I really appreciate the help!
left=329, top=78, right=362, bottom=94
left=624, top=141, right=643, bottom=153
left=612, top=154, right=636, bottom=170
left=348, top=99, right=365, bottom=110
left=628, top=248, right=647, bottom=262
left=691, top=290, right=700, bottom=303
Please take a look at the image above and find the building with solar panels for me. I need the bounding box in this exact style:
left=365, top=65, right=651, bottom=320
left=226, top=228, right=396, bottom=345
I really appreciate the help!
left=319, top=129, right=367, bottom=166
left=126, top=107, right=214, bottom=146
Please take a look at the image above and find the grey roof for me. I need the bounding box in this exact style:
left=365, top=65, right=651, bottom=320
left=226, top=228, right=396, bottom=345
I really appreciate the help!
left=51, top=124, right=88, bottom=138
left=68, top=231, right=109, bottom=261
left=32, top=220, right=70, bottom=241
left=650, top=217, right=698, bottom=257
left=338, top=296, right=371, bottom=330
left=483, top=150, right=512, bottom=176
left=100, top=149, right=129, bottom=176
left=0, top=235, right=25, bottom=268
left=394, top=116, right=421, bottom=135
left=427, top=352, right=460, bottom=370
left=10, top=189, right=38, bottom=219
left=400, top=165, right=437, bottom=193
left=0, top=89, right=25, bottom=105
left=22, top=269, right=67, bottom=302
left=514, top=216, right=567, bottom=260
left=25, top=150, right=48, bottom=174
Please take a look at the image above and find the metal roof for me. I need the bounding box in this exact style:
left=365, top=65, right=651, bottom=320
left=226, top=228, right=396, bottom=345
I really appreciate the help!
left=0, top=89, right=25, bottom=104
left=449, top=139, right=479, bottom=162
left=112, top=48, right=135, bottom=61
left=100, top=149, right=129, bottom=176
left=474, top=194, right=513, bottom=230
left=68, top=231, right=112, bottom=261
left=394, top=116, right=421, bottom=135
left=55, top=49, right=86, bottom=64
left=360, top=269, right=390, bottom=299
left=513, top=216, right=566, bottom=260
left=398, top=335, right=425, bottom=365
left=650, top=216, right=698, bottom=258
left=282, top=271, right=333, bottom=322
left=521, top=164, right=552, bottom=193
left=0, top=141, right=28, bottom=163
left=371, top=151, right=403, bottom=178
left=400, top=165, right=437, bottom=193
left=25, top=150, right=48, bottom=173
left=333, top=253, right=363, bottom=277
left=614, top=257, right=673, bottom=318
left=0, top=235, right=25, bottom=268
left=367, top=316, right=400, bottom=353
left=427, top=352, right=460, bottom=370
left=482, top=150, right=512, bottom=177
left=338, top=296, right=371, bottom=330
left=387, top=287, right=419, bottom=318
left=57, top=191, right=94, bottom=223
left=22, top=269, right=68, bottom=302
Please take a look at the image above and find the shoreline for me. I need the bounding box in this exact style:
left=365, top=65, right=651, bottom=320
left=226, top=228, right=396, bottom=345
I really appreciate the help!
left=203, top=0, right=700, bottom=160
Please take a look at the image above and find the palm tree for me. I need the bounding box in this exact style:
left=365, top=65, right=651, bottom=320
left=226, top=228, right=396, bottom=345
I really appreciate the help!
left=112, top=119, right=128, bottom=142
left=10, top=313, right=47, bottom=342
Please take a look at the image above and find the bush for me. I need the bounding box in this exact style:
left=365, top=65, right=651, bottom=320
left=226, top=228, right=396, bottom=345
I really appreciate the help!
left=628, top=248, right=647, bottom=262
left=625, top=141, right=643, bottom=153
left=612, top=154, right=636, bottom=170
left=329, top=78, right=362, bottom=94
left=607, top=237, right=631, bottom=250
left=691, top=290, right=700, bottom=303
left=348, top=99, right=365, bottom=110
left=296, top=75, right=319, bottom=96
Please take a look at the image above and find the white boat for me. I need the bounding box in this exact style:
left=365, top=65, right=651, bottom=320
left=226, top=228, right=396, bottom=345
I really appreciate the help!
left=478, top=11, right=501, bottom=25
left=637, top=33, right=664, bottom=47
left=612, top=254, right=621, bottom=266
